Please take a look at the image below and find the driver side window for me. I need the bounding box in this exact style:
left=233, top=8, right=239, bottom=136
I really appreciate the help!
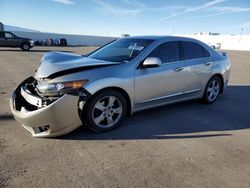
left=148, top=41, right=180, bottom=63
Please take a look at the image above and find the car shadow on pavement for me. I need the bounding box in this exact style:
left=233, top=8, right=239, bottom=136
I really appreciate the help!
left=59, top=85, right=250, bottom=140
left=0, top=114, right=14, bottom=121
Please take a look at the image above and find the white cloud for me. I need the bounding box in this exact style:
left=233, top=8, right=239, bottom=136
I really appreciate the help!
left=146, top=6, right=187, bottom=12
left=186, top=0, right=226, bottom=12
left=92, top=0, right=186, bottom=17
left=121, top=0, right=145, bottom=7
left=181, top=7, right=250, bottom=21
left=161, top=0, right=226, bottom=21
left=92, top=0, right=143, bottom=16
left=210, top=6, right=250, bottom=13
left=52, top=0, right=75, bottom=5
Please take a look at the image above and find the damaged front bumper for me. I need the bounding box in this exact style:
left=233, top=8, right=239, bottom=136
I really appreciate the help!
left=10, top=77, right=86, bottom=138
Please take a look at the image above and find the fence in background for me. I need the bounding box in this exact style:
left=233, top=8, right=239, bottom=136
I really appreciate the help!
left=12, top=31, right=117, bottom=46
left=10, top=31, right=250, bottom=51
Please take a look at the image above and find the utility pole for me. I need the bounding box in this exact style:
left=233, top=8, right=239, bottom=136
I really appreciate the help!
left=0, top=22, right=4, bottom=31
left=172, top=28, right=175, bottom=35
left=239, top=28, right=243, bottom=43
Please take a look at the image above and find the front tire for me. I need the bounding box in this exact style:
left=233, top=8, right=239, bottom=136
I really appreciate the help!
left=21, top=43, right=30, bottom=51
left=203, top=76, right=221, bottom=104
left=82, top=90, right=127, bottom=132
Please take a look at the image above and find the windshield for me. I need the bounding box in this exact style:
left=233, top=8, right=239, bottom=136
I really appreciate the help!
left=88, top=38, right=154, bottom=62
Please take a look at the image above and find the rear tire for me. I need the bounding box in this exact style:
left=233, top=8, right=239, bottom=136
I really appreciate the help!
left=21, top=43, right=30, bottom=51
left=203, top=76, right=221, bottom=104
left=82, top=90, right=127, bottom=132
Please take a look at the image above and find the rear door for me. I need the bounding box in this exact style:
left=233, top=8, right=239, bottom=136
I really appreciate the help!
left=181, top=41, right=211, bottom=93
left=135, top=41, right=186, bottom=104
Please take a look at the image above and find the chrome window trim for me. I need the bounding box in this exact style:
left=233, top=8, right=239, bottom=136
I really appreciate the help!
left=135, top=39, right=212, bottom=69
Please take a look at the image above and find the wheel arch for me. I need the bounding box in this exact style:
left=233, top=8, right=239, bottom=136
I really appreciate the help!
left=20, top=41, right=29, bottom=46
left=88, top=87, right=132, bottom=116
left=212, top=73, right=224, bottom=93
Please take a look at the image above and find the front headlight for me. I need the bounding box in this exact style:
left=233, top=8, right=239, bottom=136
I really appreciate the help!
left=36, top=80, right=88, bottom=96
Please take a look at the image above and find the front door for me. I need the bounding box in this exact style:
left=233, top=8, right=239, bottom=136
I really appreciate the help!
left=4, top=32, right=19, bottom=47
left=135, top=41, right=186, bottom=105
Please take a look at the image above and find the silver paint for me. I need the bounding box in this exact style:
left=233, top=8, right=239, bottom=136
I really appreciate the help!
left=10, top=36, right=231, bottom=137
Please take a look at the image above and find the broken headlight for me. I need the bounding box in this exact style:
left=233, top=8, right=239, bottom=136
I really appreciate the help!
left=36, top=80, right=89, bottom=96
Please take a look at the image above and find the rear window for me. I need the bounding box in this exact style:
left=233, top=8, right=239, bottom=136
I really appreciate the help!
left=182, top=41, right=210, bottom=60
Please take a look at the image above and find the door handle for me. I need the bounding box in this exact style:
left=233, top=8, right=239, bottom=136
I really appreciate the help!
left=204, top=62, right=212, bottom=66
left=174, top=67, right=184, bottom=72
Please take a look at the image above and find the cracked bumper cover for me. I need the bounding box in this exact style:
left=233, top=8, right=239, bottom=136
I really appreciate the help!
left=10, top=79, right=86, bottom=138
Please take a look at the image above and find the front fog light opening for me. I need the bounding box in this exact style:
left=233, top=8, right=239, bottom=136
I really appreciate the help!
left=38, top=125, right=50, bottom=133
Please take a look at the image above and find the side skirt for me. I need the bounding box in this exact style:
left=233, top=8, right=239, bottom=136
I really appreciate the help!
left=133, top=89, right=202, bottom=113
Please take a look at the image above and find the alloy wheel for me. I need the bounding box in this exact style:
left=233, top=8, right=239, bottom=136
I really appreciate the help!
left=207, top=79, right=220, bottom=102
left=23, top=44, right=29, bottom=50
left=92, top=96, right=123, bottom=128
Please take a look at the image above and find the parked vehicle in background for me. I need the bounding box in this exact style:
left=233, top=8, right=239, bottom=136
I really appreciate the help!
left=59, top=38, right=67, bottom=46
left=10, top=36, right=230, bottom=137
left=35, top=38, right=67, bottom=46
left=34, top=40, right=44, bottom=46
left=46, top=38, right=54, bottom=46
left=0, top=31, right=34, bottom=51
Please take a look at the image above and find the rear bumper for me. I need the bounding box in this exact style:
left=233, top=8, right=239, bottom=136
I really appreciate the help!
left=10, top=78, right=83, bottom=138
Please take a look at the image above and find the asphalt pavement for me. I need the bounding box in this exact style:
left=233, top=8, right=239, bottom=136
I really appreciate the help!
left=0, top=47, right=250, bottom=188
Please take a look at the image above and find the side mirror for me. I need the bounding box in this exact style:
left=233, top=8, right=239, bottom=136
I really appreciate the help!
left=142, top=57, right=161, bottom=68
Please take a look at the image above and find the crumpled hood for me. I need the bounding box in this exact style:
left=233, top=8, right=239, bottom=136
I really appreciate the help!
left=35, top=51, right=120, bottom=79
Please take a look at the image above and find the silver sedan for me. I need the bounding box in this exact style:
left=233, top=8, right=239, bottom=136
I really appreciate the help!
left=10, top=36, right=231, bottom=137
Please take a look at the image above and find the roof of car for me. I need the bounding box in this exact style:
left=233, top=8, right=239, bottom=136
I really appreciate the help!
left=127, top=35, right=196, bottom=41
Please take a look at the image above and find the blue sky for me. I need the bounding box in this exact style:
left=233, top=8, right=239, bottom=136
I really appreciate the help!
left=0, top=0, right=250, bottom=36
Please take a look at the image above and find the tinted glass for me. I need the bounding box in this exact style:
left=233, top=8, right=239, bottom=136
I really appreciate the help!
left=0, top=32, right=4, bottom=38
left=148, top=41, right=180, bottom=63
left=182, top=41, right=209, bottom=60
left=4, top=32, right=15, bottom=39
left=89, top=38, right=154, bottom=62
left=203, top=48, right=210, bottom=57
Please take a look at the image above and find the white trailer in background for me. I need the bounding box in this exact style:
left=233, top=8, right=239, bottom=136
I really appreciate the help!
left=178, top=34, right=250, bottom=51
left=3, top=29, right=250, bottom=51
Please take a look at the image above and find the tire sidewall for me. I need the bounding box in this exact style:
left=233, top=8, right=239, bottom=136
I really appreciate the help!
left=82, top=90, right=127, bottom=132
